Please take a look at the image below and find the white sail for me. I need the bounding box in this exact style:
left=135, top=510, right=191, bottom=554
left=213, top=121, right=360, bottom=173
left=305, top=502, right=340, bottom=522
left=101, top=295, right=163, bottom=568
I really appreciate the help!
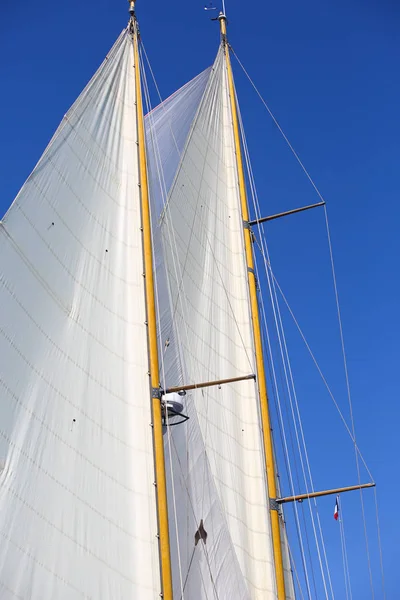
left=152, top=46, right=287, bottom=598
left=0, top=30, right=161, bottom=599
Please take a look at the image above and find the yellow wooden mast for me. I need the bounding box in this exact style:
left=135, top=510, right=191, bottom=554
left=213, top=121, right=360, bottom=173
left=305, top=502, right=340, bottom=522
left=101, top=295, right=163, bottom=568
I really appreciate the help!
left=129, top=2, right=173, bottom=598
left=218, top=13, right=287, bottom=600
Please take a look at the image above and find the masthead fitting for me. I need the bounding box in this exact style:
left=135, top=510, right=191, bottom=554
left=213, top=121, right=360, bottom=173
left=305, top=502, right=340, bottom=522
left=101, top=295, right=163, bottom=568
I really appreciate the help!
left=128, top=0, right=135, bottom=16
left=218, top=12, right=227, bottom=39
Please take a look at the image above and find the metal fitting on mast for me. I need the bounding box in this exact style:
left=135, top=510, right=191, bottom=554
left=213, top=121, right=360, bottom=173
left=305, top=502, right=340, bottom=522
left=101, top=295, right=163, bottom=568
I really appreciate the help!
left=218, top=12, right=227, bottom=43
left=128, top=0, right=135, bottom=16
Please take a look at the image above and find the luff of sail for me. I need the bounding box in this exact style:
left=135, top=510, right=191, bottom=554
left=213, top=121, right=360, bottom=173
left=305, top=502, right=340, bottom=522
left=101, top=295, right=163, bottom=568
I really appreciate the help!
left=148, top=44, right=295, bottom=598
left=0, top=30, right=161, bottom=598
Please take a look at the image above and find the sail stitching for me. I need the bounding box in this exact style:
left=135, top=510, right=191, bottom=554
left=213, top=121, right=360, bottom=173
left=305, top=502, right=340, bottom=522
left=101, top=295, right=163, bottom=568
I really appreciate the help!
left=0, top=225, right=70, bottom=314
left=152, top=47, right=268, bottom=594
left=2, top=213, right=137, bottom=326
left=0, top=379, right=141, bottom=496
left=0, top=529, right=91, bottom=598
left=0, top=273, right=136, bottom=366
left=142, top=49, right=221, bottom=599
left=28, top=158, right=137, bottom=248
left=0, top=483, right=141, bottom=587
left=16, top=184, right=136, bottom=284
left=0, top=580, right=24, bottom=600
left=0, top=329, right=138, bottom=449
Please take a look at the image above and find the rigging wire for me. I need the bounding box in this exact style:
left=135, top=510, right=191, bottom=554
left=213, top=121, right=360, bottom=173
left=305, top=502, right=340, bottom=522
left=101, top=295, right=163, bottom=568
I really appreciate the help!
left=140, top=42, right=244, bottom=599
left=141, top=30, right=386, bottom=600
left=338, top=496, right=353, bottom=600
left=238, top=105, right=333, bottom=599
left=287, top=540, right=307, bottom=600
left=236, top=99, right=315, bottom=597
left=230, top=43, right=387, bottom=598
left=236, top=82, right=335, bottom=595
left=141, top=47, right=225, bottom=600
left=141, top=43, right=254, bottom=375
left=262, top=320, right=316, bottom=600
left=373, top=487, right=386, bottom=599
left=141, top=46, right=219, bottom=600
left=139, top=47, right=185, bottom=599
left=265, top=269, right=373, bottom=478
left=339, top=509, right=350, bottom=600
left=323, top=206, right=374, bottom=597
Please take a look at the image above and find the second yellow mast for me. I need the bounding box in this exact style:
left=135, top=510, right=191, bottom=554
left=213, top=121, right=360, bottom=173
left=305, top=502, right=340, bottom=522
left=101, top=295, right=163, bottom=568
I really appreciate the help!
left=218, top=13, right=287, bottom=600
left=129, top=2, right=173, bottom=598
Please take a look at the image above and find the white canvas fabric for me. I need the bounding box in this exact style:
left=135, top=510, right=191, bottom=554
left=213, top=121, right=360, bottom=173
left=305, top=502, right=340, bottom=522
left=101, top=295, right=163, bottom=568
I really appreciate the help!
left=0, top=30, right=161, bottom=599
left=156, top=47, right=282, bottom=598
left=0, top=23, right=295, bottom=599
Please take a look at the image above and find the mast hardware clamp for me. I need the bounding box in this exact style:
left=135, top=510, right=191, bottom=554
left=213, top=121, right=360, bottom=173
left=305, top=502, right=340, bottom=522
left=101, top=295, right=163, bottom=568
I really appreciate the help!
left=269, top=498, right=281, bottom=512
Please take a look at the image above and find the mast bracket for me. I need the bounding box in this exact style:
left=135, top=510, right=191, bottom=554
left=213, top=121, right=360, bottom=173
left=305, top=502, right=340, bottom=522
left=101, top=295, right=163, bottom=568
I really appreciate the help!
left=152, top=387, right=163, bottom=399
left=269, top=498, right=281, bottom=512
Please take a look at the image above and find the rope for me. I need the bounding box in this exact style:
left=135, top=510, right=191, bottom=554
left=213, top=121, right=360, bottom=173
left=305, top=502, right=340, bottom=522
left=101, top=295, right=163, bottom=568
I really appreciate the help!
left=139, top=47, right=185, bottom=599
left=140, top=42, right=242, bottom=599
left=141, top=46, right=221, bottom=600
left=266, top=268, right=374, bottom=479
left=323, top=206, right=374, bottom=597
left=230, top=46, right=325, bottom=203
left=338, top=497, right=352, bottom=600
left=238, top=96, right=334, bottom=598
left=230, top=48, right=386, bottom=600
left=240, top=149, right=315, bottom=598
left=141, top=46, right=218, bottom=594
left=373, top=487, right=386, bottom=599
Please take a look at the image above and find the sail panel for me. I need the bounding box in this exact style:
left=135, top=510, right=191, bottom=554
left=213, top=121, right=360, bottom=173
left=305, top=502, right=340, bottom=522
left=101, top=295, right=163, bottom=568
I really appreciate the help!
left=0, top=30, right=160, bottom=599
left=146, top=66, right=211, bottom=218
left=158, top=47, right=278, bottom=598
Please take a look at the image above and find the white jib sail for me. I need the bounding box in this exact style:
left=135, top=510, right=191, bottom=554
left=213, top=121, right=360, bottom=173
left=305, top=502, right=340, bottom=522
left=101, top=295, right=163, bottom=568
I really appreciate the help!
left=0, top=30, right=161, bottom=599
left=153, top=47, right=283, bottom=598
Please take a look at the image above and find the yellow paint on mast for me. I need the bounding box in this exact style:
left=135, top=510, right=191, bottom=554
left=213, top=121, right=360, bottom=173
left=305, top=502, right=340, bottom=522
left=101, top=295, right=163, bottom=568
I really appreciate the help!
left=218, top=13, right=287, bottom=600
left=129, top=2, right=173, bottom=598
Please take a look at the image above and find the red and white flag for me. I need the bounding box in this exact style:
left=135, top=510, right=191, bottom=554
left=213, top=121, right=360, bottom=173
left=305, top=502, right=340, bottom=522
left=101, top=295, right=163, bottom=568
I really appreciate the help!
left=334, top=496, right=339, bottom=521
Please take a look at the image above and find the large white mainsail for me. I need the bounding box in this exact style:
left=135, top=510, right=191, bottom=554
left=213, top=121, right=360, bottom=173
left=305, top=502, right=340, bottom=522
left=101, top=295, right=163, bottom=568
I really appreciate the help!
left=0, top=11, right=297, bottom=599
left=147, top=45, right=295, bottom=598
left=0, top=30, right=161, bottom=598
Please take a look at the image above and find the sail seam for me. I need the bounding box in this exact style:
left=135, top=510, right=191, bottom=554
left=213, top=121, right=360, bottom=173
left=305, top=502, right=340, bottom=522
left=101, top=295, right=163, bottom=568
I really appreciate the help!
left=0, top=580, right=24, bottom=600
left=0, top=274, right=136, bottom=366
left=0, top=330, right=138, bottom=449
left=2, top=215, right=138, bottom=326
left=0, top=529, right=90, bottom=598
left=0, top=380, right=142, bottom=496
left=16, top=186, right=137, bottom=285
left=0, top=483, right=142, bottom=587
left=27, top=160, right=138, bottom=248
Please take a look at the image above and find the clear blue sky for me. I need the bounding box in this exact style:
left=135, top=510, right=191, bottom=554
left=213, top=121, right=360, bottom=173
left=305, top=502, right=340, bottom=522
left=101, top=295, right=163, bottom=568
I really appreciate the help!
left=1, top=0, right=398, bottom=597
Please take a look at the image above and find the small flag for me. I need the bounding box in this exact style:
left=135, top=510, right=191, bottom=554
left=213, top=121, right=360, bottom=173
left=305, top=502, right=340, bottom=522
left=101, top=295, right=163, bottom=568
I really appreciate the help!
left=334, top=496, right=339, bottom=521
left=204, top=3, right=217, bottom=10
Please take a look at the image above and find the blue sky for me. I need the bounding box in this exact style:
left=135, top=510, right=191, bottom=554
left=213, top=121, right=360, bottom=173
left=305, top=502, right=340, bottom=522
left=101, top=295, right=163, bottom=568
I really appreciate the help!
left=1, top=0, right=398, bottom=597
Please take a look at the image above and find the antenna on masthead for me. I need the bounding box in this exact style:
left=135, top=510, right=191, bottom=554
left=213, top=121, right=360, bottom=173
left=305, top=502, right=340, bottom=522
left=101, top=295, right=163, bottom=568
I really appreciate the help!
left=128, top=0, right=135, bottom=17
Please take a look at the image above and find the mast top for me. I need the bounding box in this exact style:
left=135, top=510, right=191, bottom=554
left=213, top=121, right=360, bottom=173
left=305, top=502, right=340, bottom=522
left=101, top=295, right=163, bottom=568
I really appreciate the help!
left=128, top=0, right=135, bottom=17
left=218, top=11, right=227, bottom=40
